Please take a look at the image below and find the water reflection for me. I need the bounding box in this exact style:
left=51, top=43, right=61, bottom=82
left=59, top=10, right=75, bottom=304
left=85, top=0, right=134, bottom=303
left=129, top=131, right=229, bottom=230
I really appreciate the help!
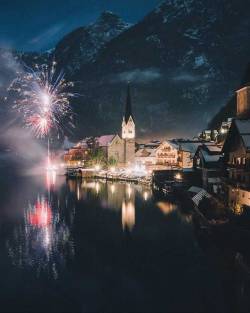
left=67, top=179, right=153, bottom=232
left=157, top=201, right=177, bottom=215
left=0, top=175, right=235, bottom=312
left=6, top=179, right=75, bottom=279
left=122, top=200, right=135, bottom=231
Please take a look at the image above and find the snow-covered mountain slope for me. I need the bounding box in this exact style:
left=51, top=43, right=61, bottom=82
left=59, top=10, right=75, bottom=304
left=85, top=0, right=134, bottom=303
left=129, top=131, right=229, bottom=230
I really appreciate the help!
left=54, top=11, right=131, bottom=74
left=3, top=1, right=250, bottom=139
left=67, top=0, right=250, bottom=137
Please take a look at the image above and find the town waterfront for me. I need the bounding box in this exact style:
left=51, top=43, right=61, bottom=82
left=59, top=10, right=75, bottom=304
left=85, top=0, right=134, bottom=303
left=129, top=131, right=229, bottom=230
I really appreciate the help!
left=0, top=172, right=246, bottom=312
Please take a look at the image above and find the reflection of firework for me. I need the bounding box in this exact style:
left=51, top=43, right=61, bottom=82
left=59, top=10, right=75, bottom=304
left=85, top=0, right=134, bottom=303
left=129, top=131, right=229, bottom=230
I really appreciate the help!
left=28, top=197, right=52, bottom=227
left=6, top=194, right=75, bottom=279
left=8, top=61, right=75, bottom=137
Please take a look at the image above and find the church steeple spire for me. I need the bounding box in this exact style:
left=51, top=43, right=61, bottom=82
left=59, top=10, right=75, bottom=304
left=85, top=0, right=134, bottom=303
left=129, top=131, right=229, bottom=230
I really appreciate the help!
left=124, top=83, right=133, bottom=123
left=122, top=83, right=135, bottom=140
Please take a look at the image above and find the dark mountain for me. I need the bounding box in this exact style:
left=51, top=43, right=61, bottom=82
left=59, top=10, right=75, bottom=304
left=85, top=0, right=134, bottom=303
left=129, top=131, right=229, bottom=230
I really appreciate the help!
left=3, top=1, right=250, bottom=140
left=54, top=11, right=131, bottom=75
left=209, top=62, right=250, bottom=130
left=56, top=0, right=250, bottom=138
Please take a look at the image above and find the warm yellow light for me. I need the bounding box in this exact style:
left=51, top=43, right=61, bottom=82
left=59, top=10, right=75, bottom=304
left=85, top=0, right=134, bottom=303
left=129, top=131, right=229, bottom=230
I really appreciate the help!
left=175, top=173, right=182, bottom=180
left=111, top=184, right=115, bottom=194
left=95, top=164, right=101, bottom=171
left=122, top=201, right=135, bottom=231
left=127, top=184, right=132, bottom=198
left=95, top=182, right=100, bottom=194
left=234, top=203, right=243, bottom=215
left=143, top=191, right=148, bottom=201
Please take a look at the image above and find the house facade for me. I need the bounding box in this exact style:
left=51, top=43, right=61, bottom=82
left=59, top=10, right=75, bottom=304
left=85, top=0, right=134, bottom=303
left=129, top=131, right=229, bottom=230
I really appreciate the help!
left=222, top=86, right=250, bottom=211
left=193, top=143, right=223, bottom=193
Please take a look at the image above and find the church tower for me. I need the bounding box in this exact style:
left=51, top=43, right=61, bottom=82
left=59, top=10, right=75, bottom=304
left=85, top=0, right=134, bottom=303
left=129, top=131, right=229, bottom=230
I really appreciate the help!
left=122, top=84, right=135, bottom=165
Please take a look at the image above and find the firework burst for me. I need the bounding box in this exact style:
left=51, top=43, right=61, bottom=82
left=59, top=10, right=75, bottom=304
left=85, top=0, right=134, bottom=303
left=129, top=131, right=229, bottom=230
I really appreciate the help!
left=8, top=61, right=75, bottom=138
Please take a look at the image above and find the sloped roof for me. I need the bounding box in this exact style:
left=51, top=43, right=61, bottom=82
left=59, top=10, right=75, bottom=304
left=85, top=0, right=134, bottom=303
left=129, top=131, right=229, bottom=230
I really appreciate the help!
left=97, top=135, right=116, bottom=147
left=179, top=142, right=201, bottom=155
left=164, top=140, right=179, bottom=150
left=135, top=147, right=157, bottom=157
left=202, top=150, right=222, bottom=162
left=242, top=135, right=250, bottom=149
left=188, top=186, right=203, bottom=194
left=235, top=119, right=250, bottom=134
left=205, top=145, right=222, bottom=153
left=192, top=189, right=211, bottom=206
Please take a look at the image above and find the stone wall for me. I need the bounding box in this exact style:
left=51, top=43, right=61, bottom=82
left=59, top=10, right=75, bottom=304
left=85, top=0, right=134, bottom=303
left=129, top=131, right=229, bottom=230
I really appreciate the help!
left=108, top=135, right=125, bottom=164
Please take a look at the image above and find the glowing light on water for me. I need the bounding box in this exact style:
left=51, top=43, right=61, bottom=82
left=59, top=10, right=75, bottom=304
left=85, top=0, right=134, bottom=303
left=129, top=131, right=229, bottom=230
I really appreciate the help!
left=6, top=193, right=75, bottom=279
left=95, top=182, right=100, bottom=194
left=127, top=184, right=132, bottom=199
left=111, top=184, right=115, bottom=194
left=157, top=201, right=177, bottom=215
left=122, top=200, right=135, bottom=231
left=46, top=166, right=57, bottom=190
left=28, top=197, right=52, bottom=227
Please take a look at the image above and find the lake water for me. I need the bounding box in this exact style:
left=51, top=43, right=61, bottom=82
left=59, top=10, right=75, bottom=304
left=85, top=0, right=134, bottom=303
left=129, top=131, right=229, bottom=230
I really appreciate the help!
left=0, top=172, right=242, bottom=312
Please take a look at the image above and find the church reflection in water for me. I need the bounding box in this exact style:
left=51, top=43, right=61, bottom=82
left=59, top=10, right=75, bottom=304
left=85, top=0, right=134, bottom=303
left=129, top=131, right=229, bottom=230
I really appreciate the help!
left=68, top=179, right=153, bottom=232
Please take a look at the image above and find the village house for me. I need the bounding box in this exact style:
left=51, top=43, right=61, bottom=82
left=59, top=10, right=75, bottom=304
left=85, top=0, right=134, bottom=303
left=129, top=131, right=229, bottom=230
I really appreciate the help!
left=135, top=147, right=157, bottom=167
left=64, top=138, right=93, bottom=167
left=199, top=129, right=218, bottom=142
left=156, top=141, right=179, bottom=166
left=193, top=143, right=223, bottom=194
left=135, top=140, right=179, bottom=169
left=175, top=140, right=202, bottom=169
left=222, top=86, right=250, bottom=212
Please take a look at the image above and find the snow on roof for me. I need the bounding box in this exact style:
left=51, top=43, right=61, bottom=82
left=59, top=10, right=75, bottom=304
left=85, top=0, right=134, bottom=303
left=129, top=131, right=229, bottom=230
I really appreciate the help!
left=179, top=142, right=201, bottom=155
left=235, top=119, right=250, bottom=134
left=164, top=140, right=179, bottom=150
left=192, top=189, right=211, bottom=206
left=202, top=150, right=222, bottom=162
left=242, top=135, right=250, bottom=149
left=188, top=186, right=203, bottom=194
left=208, top=177, right=221, bottom=184
left=205, top=145, right=222, bottom=153
left=135, top=147, right=157, bottom=157
left=97, top=135, right=116, bottom=147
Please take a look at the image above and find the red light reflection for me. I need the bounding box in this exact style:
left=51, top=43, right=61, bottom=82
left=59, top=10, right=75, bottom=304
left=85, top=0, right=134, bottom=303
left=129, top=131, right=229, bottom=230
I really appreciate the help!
left=28, top=198, right=52, bottom=227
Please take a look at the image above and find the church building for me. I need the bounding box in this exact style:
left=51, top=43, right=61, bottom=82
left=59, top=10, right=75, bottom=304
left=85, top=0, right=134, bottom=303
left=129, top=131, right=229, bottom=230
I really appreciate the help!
left=99, top=84, right=136, bottom=166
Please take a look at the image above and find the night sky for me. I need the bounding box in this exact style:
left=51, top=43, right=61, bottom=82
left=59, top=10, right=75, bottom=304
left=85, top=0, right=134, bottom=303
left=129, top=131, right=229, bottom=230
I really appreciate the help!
left=0, top=0, right=162, bottom=51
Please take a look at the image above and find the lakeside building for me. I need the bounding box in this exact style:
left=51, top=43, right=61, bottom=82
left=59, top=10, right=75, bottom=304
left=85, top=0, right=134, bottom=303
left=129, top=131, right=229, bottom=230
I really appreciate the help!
left=222, top=86, right=250, bottom=212
left=64, top=138, right=94, bottom=167
left=193, top=143, right=223, bottom=193
left=135, top=139, right=205, bottom=170
left=175, top=140, right=202, bottom=169
left=135, top=140, right=179, bottom=169
left=64, top=85, right=136, bottom=167
left=199, top=129, right=218, bottom=142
